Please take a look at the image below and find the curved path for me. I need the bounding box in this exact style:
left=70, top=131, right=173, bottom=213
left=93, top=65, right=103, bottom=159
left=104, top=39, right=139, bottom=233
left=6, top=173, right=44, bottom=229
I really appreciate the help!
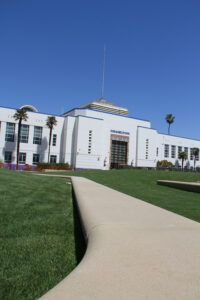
left=39, top=175, right=200, bottom=300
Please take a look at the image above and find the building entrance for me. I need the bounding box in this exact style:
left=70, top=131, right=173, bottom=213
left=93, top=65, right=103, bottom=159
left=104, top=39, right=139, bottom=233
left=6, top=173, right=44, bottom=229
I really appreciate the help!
left=110, top=135, right=129, bottom=169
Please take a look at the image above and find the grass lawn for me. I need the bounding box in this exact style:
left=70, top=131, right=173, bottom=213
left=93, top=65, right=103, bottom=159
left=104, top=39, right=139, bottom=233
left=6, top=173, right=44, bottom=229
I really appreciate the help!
left=0, top=169, right=85, bottom=300
left=1, top=168, right=200, bottom=299
left=47, top=169, right=200, bottom=223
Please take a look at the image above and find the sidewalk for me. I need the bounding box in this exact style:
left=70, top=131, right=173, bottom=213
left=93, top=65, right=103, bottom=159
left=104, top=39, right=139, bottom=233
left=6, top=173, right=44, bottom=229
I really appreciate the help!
left=39, top=175, right=200, bottom=300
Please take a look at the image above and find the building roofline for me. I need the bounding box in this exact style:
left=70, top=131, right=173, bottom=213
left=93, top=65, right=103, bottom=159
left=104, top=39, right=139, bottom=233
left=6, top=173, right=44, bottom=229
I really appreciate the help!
left=0, top=105, right=64, bottom=118
left=67, top=114, right=104, bottom=121
left=137, top=126, right=157, bottom=131
left=158, top=132, right=200, bottom=142
left=138, top=126, right=200, bottom=142
left=62, top=107, right=150, bottom=122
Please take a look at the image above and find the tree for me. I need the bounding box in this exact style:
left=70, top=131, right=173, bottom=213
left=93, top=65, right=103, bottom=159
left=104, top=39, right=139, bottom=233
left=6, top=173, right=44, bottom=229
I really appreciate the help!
left=178, top=151, right=187, bottom=171
left=46, top=116, right=57, bottom=163
left=193, top=148, right=199, bottom=170
left=165, top=114, right=175, bottom=135
left=13, top=108, right=28, bottom=170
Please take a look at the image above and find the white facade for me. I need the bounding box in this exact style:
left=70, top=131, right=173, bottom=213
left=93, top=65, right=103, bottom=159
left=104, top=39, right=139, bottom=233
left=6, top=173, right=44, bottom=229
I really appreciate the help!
left=0, top=100, right=200, bottom=170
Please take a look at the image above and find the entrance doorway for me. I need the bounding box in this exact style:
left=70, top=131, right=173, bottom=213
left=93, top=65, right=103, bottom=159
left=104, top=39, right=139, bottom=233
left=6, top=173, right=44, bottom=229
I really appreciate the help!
left=110, top=135, right=129, bottom=169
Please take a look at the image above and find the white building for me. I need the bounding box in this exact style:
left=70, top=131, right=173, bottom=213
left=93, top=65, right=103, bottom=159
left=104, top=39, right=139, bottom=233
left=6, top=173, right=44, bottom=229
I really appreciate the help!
left=0, top=99, right=199, bottom=170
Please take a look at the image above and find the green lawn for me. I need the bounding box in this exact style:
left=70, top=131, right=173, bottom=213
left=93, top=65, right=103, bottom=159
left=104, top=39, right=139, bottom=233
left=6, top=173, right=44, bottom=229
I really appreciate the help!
left=0, top=169, right=85, bottom=300
left=1, top=168, right=200, bottom=300
left=47, top=169, right=200, bottom=223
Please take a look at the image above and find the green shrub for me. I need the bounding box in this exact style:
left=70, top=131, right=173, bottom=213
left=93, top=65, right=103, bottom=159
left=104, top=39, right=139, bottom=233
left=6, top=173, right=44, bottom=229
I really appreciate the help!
left=37, top=162, right=71, bottom=170
left=157, top=160, right=174, bottom=168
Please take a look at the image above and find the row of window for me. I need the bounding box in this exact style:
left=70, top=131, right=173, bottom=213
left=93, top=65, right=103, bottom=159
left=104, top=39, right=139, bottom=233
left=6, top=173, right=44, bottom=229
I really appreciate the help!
left=164, top=145, right=199, bottom=160
left=145, top=139, right=149, bottom=159
left=4, top=122, right=57, bottom=146
left=4, top=152, right=57, bottom=164
left=88, top=130, right=92, bottom=154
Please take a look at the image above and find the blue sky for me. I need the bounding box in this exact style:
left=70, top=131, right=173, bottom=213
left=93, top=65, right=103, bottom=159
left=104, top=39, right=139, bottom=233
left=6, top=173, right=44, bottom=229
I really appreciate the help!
left=0, top=0, right=200, bottom=139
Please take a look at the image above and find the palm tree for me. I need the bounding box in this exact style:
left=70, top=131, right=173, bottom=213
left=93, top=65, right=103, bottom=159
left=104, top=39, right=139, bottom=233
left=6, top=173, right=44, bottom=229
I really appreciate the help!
left=178, top=151, right=187, bottom=171
left=165, top=114, right=175, bottom=135
left=46, top=116, right=57, bottom=163
left=13, top=108, right=28, bottom=170
left=193, top=148, right=199, bottom=170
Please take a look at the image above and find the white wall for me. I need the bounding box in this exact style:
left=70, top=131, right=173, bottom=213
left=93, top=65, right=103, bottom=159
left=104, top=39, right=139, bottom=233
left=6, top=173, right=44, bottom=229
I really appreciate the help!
left=136, top=127, right=158, bottom=167
left=157, top=134, right=200, bottom=168
left=0, top=107, right=64, bottom=165
left=69, top=108, right=151, bottom=169
left=1, top=105, right=200, bottom=169
left=75, top=116, right=104, bottom=169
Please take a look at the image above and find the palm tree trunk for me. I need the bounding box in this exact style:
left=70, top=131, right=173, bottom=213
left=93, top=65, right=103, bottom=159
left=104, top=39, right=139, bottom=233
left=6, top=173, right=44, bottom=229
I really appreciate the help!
left=48, top=128, right=52, bottom=163
left=182, top=159, right=183, bottom=171
left=16, top=119, right=22, bottom=170
left=168, top=124, right=170, bottom=135
left=194, top=156, right=196, bottom=170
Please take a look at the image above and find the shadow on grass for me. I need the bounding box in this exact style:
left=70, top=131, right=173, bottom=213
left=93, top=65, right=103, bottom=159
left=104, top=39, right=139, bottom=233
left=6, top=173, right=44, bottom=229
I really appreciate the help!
left=72, top=188, right=86, bottom=265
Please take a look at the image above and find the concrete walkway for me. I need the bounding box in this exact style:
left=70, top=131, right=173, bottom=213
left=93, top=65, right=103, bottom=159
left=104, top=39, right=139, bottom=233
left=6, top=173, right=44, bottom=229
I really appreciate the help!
left=39, top=175, right=200, bottom=300
left=158, top=180, right=200, bottom=193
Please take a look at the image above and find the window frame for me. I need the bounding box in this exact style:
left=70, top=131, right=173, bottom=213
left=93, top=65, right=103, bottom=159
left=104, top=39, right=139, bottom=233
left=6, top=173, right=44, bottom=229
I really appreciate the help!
left=178, top=146, right=182, bottom=154
left=20, top=124, right=29, bottom=143
left=50, top=155, right=57, bottom=163
left=33, top=126, right=42, bottom=145
left=164, top=144, right=169, bottom=158
left=4, top=151, right=12, bottom=163
left=32, top=153, right=40, bottom=165
left=5, top=122, right=15, bottom=142
left=171, top=145, right=176, bottom=158
left=88, top=130, right=93, bottom=154
left=52, top=134, right=57, bottom=146
left=190, top=148, right=194, bottom=160
left=19, top=152, right=26, bottom=165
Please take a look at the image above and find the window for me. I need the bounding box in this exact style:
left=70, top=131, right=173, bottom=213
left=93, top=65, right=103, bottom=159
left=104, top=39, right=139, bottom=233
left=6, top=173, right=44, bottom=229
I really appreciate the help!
left=164, top=144, right=169, bottom=158
left=19, top=152, right=26, bottom=164
left=184, top=147, right=188, bottom=156
left=33, top=126, right=42, bottom=144
left=88, top=130, right=92, bottom=154
left=190, top=148, right=194, bottom=160
left=4, top=151, right=12, bottom=163
left=20, top=124, right=29, bottom=143
left=50, top=155, right=57, bottom=163
left=171, top=145, right=176, bottom=158
left=32, top=154, right=40, bottom=165
left=52, top=134, right=57, bottom=146
left=156, top=147, right=159, bottom=157
left=195, top=149, right=199, bottom=161
left=145, top=139, right=149, bottom=159
left=178, top=146, right=182, bottom=154
left=5, top=122, right=15, bottom=142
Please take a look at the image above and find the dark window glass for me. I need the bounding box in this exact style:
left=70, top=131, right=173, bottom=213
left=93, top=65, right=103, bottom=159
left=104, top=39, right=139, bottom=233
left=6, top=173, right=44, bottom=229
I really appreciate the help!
left=4, top=151, right=12, bottom=163
left=171, top=145, right=176, bottom=158
left=190, top=148, right=194, bottom=160
left=33, top=126, right=42, bottom=144
left=52, top=134, right=57, bottom=146
left=19, top=152, right=26, bottom=164
left=5, top=122, right=15, bottom=142
left=50, top=155, right=57, bottom=163
left=20, top=124, right=29, bottom=143
left=164, top=144, right=169, bottom=158
left=33, top=154, right=40, bottom=165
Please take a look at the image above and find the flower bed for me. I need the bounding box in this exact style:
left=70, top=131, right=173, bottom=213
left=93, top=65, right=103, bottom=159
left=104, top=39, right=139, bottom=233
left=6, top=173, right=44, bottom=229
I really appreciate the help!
left=37, top=163, right=72, bottom=171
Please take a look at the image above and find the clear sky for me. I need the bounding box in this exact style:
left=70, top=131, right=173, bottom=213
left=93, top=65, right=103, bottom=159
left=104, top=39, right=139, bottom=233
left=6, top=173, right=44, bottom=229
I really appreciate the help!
left=0, top=0, right=200, bottom=139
